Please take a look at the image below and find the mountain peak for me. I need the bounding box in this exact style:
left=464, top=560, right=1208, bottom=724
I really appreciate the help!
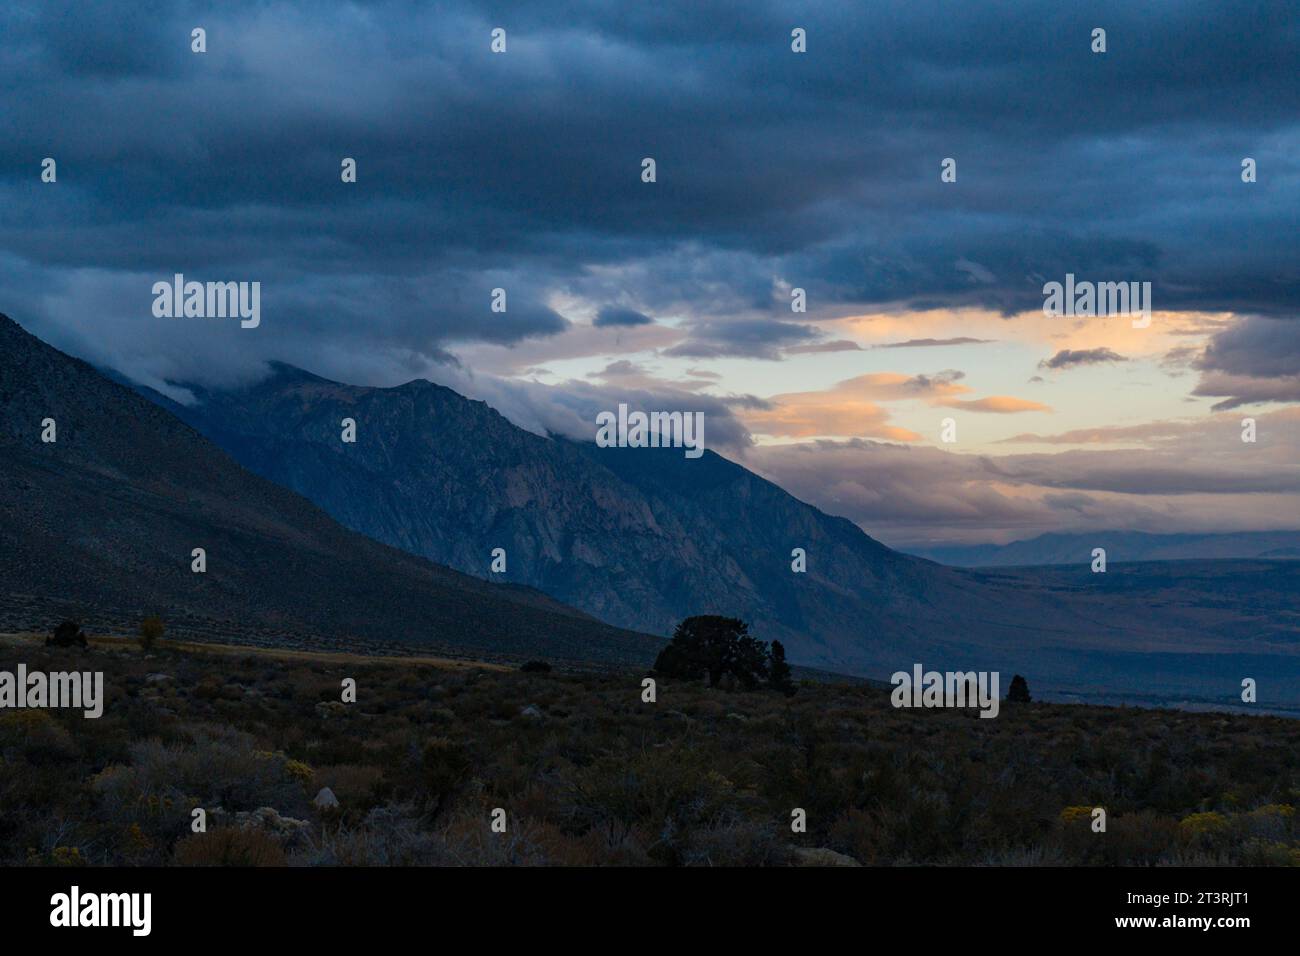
left=263, top=360, right=335, bottom=386
left=136, top=359, right=936, bottom=671
left=0, top=310, right=657, bottom=662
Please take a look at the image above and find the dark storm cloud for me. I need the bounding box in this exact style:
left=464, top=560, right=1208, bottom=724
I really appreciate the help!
left=1197, top=315, right=1300, bottom=380
left=1191, top=315, right=1300, bottom=410
left=1039, top=347, right=1128, bottom=370
left=0, top=0, right=1297, bottom=382
left=907, top=370, right=965, bottom=390
left=593, top=306, right=654, bottom=328
left=663, top=319, right=821, bottom=360
left=785, top=340, right=863, bottom=354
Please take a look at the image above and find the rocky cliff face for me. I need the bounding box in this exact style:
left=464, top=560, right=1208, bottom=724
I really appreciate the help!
left=0, top=314, right=658, bottom=664
left=134, top=360, right=1002, bottom=671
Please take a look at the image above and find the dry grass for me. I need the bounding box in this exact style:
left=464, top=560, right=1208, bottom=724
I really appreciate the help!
left=0, top=632, right=511, bottom=671
left=2, top=633, right=1298, bottom=866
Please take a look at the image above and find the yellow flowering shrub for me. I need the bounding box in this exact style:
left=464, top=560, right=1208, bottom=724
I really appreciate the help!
left=1179, top=811, right=1228, bottom=839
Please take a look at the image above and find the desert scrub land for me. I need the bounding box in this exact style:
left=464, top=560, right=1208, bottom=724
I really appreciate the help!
left=2, top=633, right=1299, bottom=866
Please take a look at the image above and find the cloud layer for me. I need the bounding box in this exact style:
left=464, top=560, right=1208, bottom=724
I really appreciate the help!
left=2, top=0, right=1296, bottom=384
left=1, top=1, right=1296, bottom=546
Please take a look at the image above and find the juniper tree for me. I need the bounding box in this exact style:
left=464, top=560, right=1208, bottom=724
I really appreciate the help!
left=1008, top=674, right=1031, bottom=703
left=45, top=620, right=87, bottom=648
left=768, top=639, right=796, bottom=696
left=654, top=615, right=769, bottom=688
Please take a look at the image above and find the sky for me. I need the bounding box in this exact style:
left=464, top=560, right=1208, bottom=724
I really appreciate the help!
left=1, top=0, right=1297, bottom=548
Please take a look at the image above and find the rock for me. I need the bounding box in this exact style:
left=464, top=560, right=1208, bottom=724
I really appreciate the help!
left=145, top=673, right=172, bottom=684
left=790, top=847, right=861, bottom=867
left=313, top=787, right=340, bottom=809
left=519, top=704, right=543, bottom=720
left=228, top=807, right=311, bottom=845
left=726, top=712, right=748, bottom=722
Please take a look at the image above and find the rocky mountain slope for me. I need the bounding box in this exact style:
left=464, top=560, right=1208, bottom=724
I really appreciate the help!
left=0, top=314, right=658, bottom=664
left=131, top=361, right=991, bottom=671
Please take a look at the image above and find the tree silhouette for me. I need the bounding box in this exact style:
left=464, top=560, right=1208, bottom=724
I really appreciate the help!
left=768, top=640, right=796, bottom=696
left=654, top=615, right=769, bottom=688
left=45, top=620, right=87, bottom=648
left=1008, top=674, right=1032, bottom=703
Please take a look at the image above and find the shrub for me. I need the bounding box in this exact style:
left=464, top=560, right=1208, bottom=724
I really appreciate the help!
left=1179, top=811, right=1230, bottom=850
left=0, top=710, right=77, bottom=763
left=420, top=737, right=471, bottom=814
left=520, top=661, right=552, bottom=673
left=138, top=616, right=165, bottom=652
left=50, top=846, right=85, bottom=867
left=314, top=764, right=387, bottom=812
left=297, top=804, right=449, bottom=866
left=123, top=725, right=310, bottom=815
left=174, top=828, right=287, bottom=867
left=1058, top=805, right=1094, bottom=826
left=1103, top=811, right=1179, bottom=865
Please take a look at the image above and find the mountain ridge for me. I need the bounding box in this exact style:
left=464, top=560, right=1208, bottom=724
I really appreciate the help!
left=125, top=355, right=966, bottom=671
left=0, top=312, right=660, bottom=664
left=9, top=313, right=1300, bottom=705
left=118, top=350, right=1300, bottom=707
left=906, top=530, right=1300, bottom=567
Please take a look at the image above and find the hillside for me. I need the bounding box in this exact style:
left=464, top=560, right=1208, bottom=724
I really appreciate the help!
left=0, top=314, right=659, bottom=665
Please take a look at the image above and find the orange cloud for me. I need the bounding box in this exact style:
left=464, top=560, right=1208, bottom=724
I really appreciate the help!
left=743, top=370, right=1048, bottom=437
left=742, top=371, right=971, bottom=440
left=937, top=396, right=1052, bottom=414
left=782, top=371, right=971, bottom=403
left=745, top=399, right=921, bottom=440
left=825, top=306, right=1233, bottom=360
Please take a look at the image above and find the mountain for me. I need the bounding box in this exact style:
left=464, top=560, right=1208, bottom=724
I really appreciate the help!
left=6, top=313, right=1298, bottom=706
left=126, top=360, right=1007, bottom=672
left=0, top=314, right=659, bottom=664
left=121, top=355, right=1300, bottom=707
left=906, top=530, right=1300, bottom=568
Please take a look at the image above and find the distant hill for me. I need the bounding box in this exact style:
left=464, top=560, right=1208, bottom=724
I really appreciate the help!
left=906, top=530, right=1300, bottom=567
left=0, top=313, right=659, bottom=665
